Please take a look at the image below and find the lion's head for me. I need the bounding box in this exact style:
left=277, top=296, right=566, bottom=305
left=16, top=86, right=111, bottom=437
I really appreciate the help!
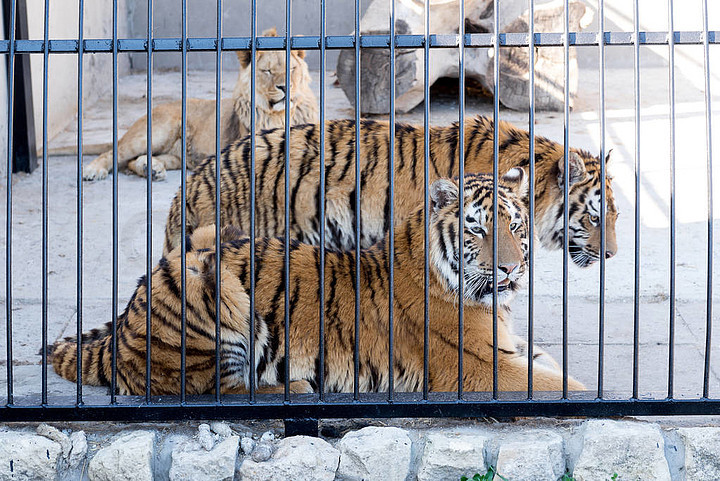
left=234, top=27, right=312, bottom=113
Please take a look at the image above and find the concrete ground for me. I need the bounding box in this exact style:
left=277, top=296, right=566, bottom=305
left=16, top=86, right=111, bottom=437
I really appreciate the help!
left=1, top=56, right=719, bottom=404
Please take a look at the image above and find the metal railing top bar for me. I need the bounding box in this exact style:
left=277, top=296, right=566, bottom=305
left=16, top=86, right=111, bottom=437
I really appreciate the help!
left=8, top=31, right=720, bottom=54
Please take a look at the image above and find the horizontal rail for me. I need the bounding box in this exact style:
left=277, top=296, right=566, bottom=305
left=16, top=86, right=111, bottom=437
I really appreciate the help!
left=5, top=31, right=719, bottom=54
left=0, top=395, right=719, bottom=421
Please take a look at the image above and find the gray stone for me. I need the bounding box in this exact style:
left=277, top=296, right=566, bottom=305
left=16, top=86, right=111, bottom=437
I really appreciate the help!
left=678, top=427, right=720, bottom=481
left=251, top=442, right=274, bottom=462
left=68, top=431, right=88, bottom=468
left=88, top=431, right=155, bottom=481
left=239, top=435, right=339, bottom=481
left=417, top=431, right=489, bottom=481
left=259, top=431, right=275, bottom=443
left=169, top=435, right=239, bottom=481
left=197, top=424, right=216, bottom=451
left=573, top=420, right=671, bottom=481
left=0, top=432, right=62, bottom=481
left=336, top=426, right=412, bottom=481
left=210, top=422, right=234, bottom=438
left=241, top=436, right=256, bottom=455
left=494, top=432, right=565, bottom=481
left=36, top=424, right=72, bottom=457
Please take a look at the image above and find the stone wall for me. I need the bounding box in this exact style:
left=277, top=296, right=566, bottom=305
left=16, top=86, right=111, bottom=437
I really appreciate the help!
left=0, top=418, right=717, bottom=480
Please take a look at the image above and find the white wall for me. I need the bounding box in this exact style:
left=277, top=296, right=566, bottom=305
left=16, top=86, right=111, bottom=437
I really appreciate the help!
left=26, top=0, right=131, bottom=147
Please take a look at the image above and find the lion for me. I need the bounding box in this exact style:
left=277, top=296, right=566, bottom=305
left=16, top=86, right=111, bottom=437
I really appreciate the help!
left=80, top=27, right=318, bottom=181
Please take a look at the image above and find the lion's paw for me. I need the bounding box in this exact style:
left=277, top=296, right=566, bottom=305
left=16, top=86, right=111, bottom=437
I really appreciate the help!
left=82, top=163, right=109, bottom=181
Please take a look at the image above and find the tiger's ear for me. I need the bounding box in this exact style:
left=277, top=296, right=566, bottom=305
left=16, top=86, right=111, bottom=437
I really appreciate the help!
left=502, top=167, right=528, bottom=197
left=557, top=152, right=587, bottom=188
left=430, top=178, right=459, bottom=212
left=236, top=50, right=252, bottom=68
left=604, top=149, right=614, bottom=179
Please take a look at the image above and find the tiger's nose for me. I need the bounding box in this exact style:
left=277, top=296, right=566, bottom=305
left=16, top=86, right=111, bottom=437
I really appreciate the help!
left=498, top=263, right=520, bottom=275
left=605, top=249, right=616, bottom=259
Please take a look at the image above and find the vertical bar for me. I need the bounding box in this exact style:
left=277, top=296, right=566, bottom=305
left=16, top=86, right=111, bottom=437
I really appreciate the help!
left=388, top=0, right=396, bottom=402
left=283, top=0, right=291, bottom=402
left=422, top=0, right=430, bottom=400
left=491, top=0, right=499, bottom=400
left=527, top=0, right=535, bottom=399
left=111, top=0, right=119, bottom=404
left=179, top=0, right=188, bottom=403
left=248, top=0, right=257, bottom=402
left=76, top=0, right=85, bottom=406
left=562, top=0, right=570, bottom=399
left=458, top=0, right=467, bottom=401
left=701, top=0, right=713, bottom=399
left=40, top=0, right=50, bottom=405
left=667, top=0, right=676, bottom=400
left=318, top=0, right=327, bottom=401
left=145, top=0, right=153, bottom=404
left=4, top=0, right=15, bottom=406
left=214, top=0, right=223, bottom=402
left=597, top=0, right=607, bottom=399
left=632, top=0, right=641, bottom=400
left=353, top=0, right=362, bottom=401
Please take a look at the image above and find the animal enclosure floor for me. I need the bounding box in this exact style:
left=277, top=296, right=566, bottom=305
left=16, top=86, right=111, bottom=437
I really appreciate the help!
left=2, top=64, right=720, bottom=403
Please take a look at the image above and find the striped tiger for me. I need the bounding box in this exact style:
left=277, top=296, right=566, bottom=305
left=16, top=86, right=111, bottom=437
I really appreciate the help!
left=163, top=116, right=617, bottom=268
left=50, top=170, right=584, bottom=395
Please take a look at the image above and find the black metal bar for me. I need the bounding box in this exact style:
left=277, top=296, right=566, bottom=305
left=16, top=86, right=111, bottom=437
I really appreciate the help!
left=5, top=31, right=720, bottom=54
left=491, top=0, right=499, bottom=400
left=701, top=0, right=714, bottom=399
left=318, top=0, right=327, bottom=402
left=527, top=0, right=535, bottom=400
left=562, top=0, right=570, bottom=399
left=214, top=0, right=223, bottom=402
left=75, top=0, right=84, bottom=407
left=632, top=0, right=641, bottom=400
left=597, top=0, right=607, bottom=399
left=4, top=0, right=35, bottom=174
left=111, top=0, right=119, bottom=405
left=422, top=0, right=430, bottom=401
left=458, top=0, right=466, bottom=402
left=388, top=0, right=396, bottom=403
left=667, top=0, right=676, bottom=400
left=40, top=0, right=49, bottom=405
left=283, top=0, right=291, bottom=403
left=145, top=0, right=154, bottom=404
left=352, top=0, right=361, bottom=401
left=248, top=0, right=257, bottom=402
left=5, top=397, right=720, bottom=421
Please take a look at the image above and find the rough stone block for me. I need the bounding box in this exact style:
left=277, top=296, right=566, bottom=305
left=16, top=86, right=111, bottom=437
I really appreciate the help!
left=336, top=426, right=412, bottom=481
left=88, top=431, right=155, bottom=481
left=494, top=431, right=565, bottom=481
left=417, top=431, right=489, bottom=481
left=169, top=435, right=239, bottom=481
left=238, top=435, right=339, bottom=481
left=573, top=420, right=671, bottom=481
left=0, top=432, right=62, bottom=481
left=678, top=427, right=720, bottom=481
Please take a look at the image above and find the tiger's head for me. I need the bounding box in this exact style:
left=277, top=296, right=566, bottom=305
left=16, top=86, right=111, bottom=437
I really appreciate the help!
left=538, top=149, right=618, bottom=268
left=430, top=169, right=529, bottom=307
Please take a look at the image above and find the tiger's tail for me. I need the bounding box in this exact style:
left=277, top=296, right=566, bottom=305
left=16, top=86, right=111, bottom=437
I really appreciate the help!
left=48, top=322, right=113, bottom=387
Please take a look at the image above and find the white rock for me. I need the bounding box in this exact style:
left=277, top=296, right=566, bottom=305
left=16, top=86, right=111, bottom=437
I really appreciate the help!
left=573, top=420, right=671, bottom=481
left=197, top=424, right=216, bottom=451
left=36, top=424, right=72, bottom=457
left=241, top=436, right=256, bottom=455
left=68, top=431, right=88, bottom=468
left=169, top=435, right=239, bottom=481
left=210, top=422, right=234, bottom=438
left=494, top=431, right=565, bottom=481
left=259, top=431, right=275, bottom=443
left=251, top=443, right=274, bottom=462
left=417, top=431, right=488, bottom=481
left=336, top=426, right=412, bottom=481
left=0, top=432, right=62, bottom=481
left=239, top=435, right=339, bottom=481
left=88, top=431, right=155, bottom=481
left=678, top=427, right=720, bottom=481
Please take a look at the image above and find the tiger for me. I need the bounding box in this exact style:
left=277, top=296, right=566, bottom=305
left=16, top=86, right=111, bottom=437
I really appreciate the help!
left=162, top=116, right=618, bottom=268
left=49, top=170, right=584, bottom=395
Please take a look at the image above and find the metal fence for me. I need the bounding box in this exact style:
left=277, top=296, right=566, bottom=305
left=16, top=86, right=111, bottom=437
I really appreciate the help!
left=1, top=0, right=718, bottom=429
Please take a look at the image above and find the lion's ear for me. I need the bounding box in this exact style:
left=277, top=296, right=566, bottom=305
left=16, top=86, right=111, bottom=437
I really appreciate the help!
left=236, top=50, right=251, bottom=68
left=293, top=49, right=306, bottom=59
left=262, top=27, right=278, bottom=37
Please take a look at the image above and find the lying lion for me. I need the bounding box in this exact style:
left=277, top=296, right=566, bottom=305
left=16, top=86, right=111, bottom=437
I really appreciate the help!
left=81, top=27, right=318, bottom=181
